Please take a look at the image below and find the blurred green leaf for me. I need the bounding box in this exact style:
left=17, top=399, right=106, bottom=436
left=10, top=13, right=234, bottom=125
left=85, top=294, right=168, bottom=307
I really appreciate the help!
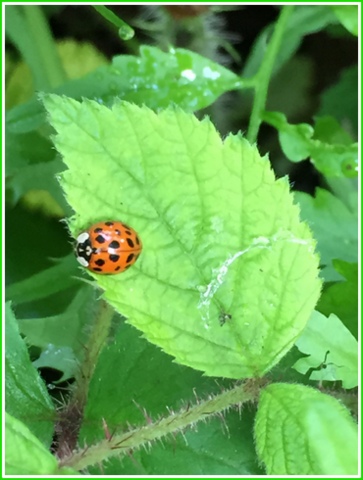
left=6, top=157, right=68, bottom=211
left=295, top=188, right=358, bottom=281
left=5, top=5, right=65, bottom=90
left=6, top=413, right=78, bottom=475
left=331, top=5, right=358, bottom=36
left=255, top=383, right=358, bottom=474
left=263, top=111, right=358, bottom=178
left=6, top=253, right=79, bottom=304
left=317, top=260, right=358, bottom=339
left=18, top=286, right=94, bottom=355
left=5, top=128, right=54, bottom=177
left=318, top=66, right=358, bottom=136
left=44, top=95, right=321, bottom=379
left=5, top=413, right=55, bottom=475
left=5, top=6, right=48, bottom=90
left=293, top=310, right=358, bottom=389
left=6, top=39, right=108, bottom=109
left=5, top=302, right=55, bottom=447
left=313, top=116, right=353, bottom=145
left=7, top=46, right=243, bottom=134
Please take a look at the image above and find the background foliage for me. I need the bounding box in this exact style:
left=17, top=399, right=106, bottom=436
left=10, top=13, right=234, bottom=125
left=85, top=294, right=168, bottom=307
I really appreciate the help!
left=5, top=4, right=358, bottom=476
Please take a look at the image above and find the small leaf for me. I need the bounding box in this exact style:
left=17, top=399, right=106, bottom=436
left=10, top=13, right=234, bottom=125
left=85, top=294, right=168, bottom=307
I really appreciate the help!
left=254, top=383, right=358, bottom=475
left=293, top=310, right=358, bottom=388
left=5, top=303, right=54, bottom=447
left=263, top=111, right=358, bottom=178
left=317, top=260, right=358, bottom=338
left=295, top=188, right=358, bottom=281
left=44, top=95, right=321, bottom=379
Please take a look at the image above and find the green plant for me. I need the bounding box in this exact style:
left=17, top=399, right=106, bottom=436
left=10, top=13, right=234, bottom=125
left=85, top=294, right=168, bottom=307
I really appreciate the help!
left=5, top=4, right=358, bottom=476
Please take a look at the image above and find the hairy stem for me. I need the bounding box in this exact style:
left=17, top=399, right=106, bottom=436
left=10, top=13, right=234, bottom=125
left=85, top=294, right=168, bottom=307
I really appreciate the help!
left=60, top=378, right=265, bottom=470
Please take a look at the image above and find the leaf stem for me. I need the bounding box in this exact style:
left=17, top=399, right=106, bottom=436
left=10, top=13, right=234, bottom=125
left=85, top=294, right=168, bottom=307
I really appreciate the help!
left=247, top=6, right=294, bottom=144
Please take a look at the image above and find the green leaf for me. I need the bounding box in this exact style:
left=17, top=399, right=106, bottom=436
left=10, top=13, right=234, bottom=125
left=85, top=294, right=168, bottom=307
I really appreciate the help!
left=7, top=46, right=243, bottom=134
left=293, top=310, right=358, bottom=388
left=295, top=188, right=358, bottom=281
left=5, top=127, right=54, bottom=177
left=318, top=66, right=358, bottom=135
left=331, top=5, right=358, bottom=36
left=262, top=111, right=358, bottom=178
left=5, top=302, right=55, bottom=447
left=5, top=412, right=75, bottom=475
left=317, top=260, right=358, bottom=339
left=254, top=383, right=358, bottom=475
left=44, top=95, right=321, bottom=379
left=5, top=5, right=66, bottom=91
left=6, top=253, right=80, bottom=304
left=82, top=320, right=262, bottom=475
left=18, top=286, right=94, bottom=353
left=6, top=157, right=68, bottom=211
left=18, top=287, right=95, bottom=382
left=5, top=6, right=48, bottom=90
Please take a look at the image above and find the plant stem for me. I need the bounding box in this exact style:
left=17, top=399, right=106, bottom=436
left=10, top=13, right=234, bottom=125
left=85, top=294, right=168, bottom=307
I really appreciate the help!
left=93, top=5, right=135, bottom=40
left=22, top=5, right=67, bottom=89
left=55, top=299, right=115, bottom=458
left=73, top=299, right=115, bottom=405
left=247, top=6, right=294, bottom=144
left=60, top=378, right=265, bottom=470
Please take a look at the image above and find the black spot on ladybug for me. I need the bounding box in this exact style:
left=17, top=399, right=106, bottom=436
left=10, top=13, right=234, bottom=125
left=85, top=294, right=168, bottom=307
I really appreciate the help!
left=125, top=230, right=132, bottom=236
left=115, top=266, right=121, bottom=271
left=94, top=227, right=103, bottom=233
left=126, top=238, right=134, bottom=248
left=115, top=229, right=121, bottom=235
left=105, top=221, right=114, bottom=226
left=109, top=254, right=120, bottom=263
left=135, top=236, right=140, bottom=245
left=126, top=253, right=134, bottom=263
left=109, top=240, right=120, bottom=249
left=95, top=259, right=105, bottom=267
left=95, top=234, right=106, bottom=244
left=93, top=267, right=102, bottom=272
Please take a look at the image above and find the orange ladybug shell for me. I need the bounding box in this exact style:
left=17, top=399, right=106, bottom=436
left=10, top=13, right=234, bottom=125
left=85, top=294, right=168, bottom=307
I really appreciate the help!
left=75, top=221, right=142, bottom=274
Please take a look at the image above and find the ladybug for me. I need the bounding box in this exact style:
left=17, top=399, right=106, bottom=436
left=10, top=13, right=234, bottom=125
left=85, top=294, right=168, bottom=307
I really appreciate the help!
left=75, top=221, right=142, bottom=274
